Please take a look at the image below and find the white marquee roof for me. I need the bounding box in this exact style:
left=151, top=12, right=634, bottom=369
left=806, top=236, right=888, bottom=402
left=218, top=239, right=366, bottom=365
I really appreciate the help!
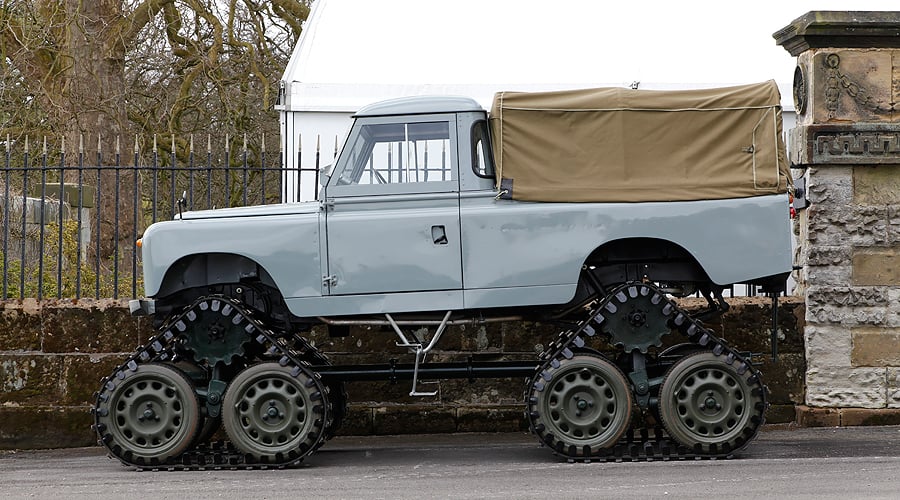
left=278, top=0, right=899, bottom=113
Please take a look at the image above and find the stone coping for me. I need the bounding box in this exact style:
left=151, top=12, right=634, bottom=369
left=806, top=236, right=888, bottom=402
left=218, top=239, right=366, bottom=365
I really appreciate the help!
left=775, top=11, right=900, bottom=56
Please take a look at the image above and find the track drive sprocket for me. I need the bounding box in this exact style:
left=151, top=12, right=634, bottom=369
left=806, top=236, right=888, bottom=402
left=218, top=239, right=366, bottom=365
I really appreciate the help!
left=600, top=283, right=675, bottom=353
left=178, top=297, right=253, bottom=365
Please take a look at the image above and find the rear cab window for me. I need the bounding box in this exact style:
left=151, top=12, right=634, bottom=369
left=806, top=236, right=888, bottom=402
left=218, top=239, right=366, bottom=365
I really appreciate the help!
left=471, top=120, right=495, bottom=179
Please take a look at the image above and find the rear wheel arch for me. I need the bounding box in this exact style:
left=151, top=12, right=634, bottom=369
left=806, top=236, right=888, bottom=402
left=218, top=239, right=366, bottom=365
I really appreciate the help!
left=582, top=237, right=711, bottom=286
left=555, top=238, right=711, bottom=316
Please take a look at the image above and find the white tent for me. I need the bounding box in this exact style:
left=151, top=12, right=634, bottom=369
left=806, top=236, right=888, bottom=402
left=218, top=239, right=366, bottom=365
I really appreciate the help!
left=276, top=0, right=894, bottom=201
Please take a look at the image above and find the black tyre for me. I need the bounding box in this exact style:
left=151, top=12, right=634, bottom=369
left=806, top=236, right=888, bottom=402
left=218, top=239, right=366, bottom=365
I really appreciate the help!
left=323, top=381, right=348, bottom=440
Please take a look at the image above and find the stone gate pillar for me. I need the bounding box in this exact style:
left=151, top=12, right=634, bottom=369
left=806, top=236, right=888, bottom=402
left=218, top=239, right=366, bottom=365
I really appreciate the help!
left=776, top=12, right=900, bottom=417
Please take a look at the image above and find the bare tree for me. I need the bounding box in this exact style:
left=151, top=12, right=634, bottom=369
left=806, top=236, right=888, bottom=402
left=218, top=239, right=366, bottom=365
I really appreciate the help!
left=0, top=0, right=310, bottom=253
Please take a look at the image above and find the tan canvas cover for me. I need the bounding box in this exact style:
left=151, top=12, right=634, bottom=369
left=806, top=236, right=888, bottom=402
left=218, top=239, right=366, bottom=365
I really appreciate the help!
left=490, top=81, right=790, bottom=202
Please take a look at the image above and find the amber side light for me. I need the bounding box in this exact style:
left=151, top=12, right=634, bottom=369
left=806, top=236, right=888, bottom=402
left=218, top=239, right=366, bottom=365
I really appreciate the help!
left=136, top=238, right=143, bottom=248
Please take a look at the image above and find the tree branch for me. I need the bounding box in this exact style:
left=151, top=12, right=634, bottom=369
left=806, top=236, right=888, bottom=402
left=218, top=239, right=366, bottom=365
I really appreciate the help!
left=119, top=0, right=177, bottom=49
left=269, top=0, right=308, bottom=39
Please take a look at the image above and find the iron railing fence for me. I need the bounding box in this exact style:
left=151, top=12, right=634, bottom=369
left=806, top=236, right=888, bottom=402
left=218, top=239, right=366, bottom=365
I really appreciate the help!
left=0, top=134, right=328, bottom=300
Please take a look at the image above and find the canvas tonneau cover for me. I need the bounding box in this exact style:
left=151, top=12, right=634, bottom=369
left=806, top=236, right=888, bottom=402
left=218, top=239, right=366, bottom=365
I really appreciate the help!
left=490, top=80, right=790, bottom=203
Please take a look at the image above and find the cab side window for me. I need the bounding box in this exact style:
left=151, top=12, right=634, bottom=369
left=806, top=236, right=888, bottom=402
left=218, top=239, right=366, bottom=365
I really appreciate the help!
left=337, top=121, right=453, bottom=186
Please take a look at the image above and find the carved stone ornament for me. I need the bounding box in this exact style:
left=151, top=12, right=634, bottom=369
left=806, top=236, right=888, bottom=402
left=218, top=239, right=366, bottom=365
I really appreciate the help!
left=791, top=124, right=900, bottom=165
left=822, top=53, right=892, bottom=118
left=793, top=65, right=807, bottom=115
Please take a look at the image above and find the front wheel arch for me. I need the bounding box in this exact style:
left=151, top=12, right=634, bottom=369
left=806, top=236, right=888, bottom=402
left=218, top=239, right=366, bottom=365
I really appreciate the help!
left=152, top=253, right=295, bottom=327
left=156, top=252, right=280, bottom=298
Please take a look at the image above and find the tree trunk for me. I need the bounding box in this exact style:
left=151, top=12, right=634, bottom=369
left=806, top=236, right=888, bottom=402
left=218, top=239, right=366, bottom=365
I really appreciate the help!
left=57, top=0, right=136, bottom=260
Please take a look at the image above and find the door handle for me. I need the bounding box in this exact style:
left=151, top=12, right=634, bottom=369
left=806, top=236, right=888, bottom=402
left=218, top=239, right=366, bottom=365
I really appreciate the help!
left=431, top=225, right=448, bottom=245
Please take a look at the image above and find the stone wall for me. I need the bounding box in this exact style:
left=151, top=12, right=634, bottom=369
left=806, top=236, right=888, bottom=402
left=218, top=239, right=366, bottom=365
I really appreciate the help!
left=776, top=12, right=900, bottom=412
left=0, top=297, right=804, bottom=450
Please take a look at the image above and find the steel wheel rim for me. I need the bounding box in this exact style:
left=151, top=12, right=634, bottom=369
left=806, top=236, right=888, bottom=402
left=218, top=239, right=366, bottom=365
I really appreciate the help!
left=106, top=364, right=199, bottom=461
left=539, top=355, right=632, bottom=448
left=223, top=363, right=317, bottom=459
left=659, top=352, right=757, bottom=447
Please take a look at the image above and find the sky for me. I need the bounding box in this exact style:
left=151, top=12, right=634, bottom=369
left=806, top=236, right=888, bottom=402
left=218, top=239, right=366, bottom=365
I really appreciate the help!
left=290, top=0, right=900, bottom=88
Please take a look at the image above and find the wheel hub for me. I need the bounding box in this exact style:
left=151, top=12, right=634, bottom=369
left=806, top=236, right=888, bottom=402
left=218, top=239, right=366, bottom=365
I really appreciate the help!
left=575, top=396, right=590, bottom=411
left=138, top=403, right=160, bottom=422
left=262, top=401, right=285, bottom=422
left=703, top=392, right=722, bottom=412
left=627, top=310, right=646, bottom=327
left=208, top=322, right=226, bottom=342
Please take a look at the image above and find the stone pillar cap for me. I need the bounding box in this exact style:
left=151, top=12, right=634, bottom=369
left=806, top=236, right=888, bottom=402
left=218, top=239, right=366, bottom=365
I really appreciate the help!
left=774, top=11, right=900, bottom=56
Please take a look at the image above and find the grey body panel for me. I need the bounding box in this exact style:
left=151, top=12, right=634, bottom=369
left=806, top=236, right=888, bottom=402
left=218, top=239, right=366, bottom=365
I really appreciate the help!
left=143, top=190, right=789, bottom=317
left=179, top=202, right=320, bottom=219
left=459, top=192, right=791, bottom=310
left=286, top=290, right=464, bottom=317
left=142, top=207, right=323, bottom=299
left=325, top=193, right=463, bottom=295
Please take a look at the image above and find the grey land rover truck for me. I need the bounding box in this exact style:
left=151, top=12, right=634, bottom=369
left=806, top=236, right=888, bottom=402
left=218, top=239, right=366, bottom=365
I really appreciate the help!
left=93, top=80, right=794, bottom=468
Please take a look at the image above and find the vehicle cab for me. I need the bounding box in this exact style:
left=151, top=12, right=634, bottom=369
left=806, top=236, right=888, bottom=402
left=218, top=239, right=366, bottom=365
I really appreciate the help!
left=309, top=96, right=494, bottom=315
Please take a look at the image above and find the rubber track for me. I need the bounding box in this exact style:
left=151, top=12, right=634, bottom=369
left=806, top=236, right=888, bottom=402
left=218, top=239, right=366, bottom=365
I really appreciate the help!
left=91, top=295, right=331, bottom=471
left=526, top=282, right=769, bottom=462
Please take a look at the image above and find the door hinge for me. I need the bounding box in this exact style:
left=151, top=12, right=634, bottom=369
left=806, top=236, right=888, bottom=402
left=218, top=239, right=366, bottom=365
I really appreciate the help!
left=321, top=199, right=335, bottom=211
left=323, top=275, right=338, bottom=289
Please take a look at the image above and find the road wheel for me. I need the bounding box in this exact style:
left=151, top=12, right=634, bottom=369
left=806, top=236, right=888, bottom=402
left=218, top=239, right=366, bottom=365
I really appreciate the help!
left=658, top=351, right=764, bottom=454
left=222, top=362, right=327, bottom=464
left=531, top=354, right=633, bottom=457
left=96, top=363, right=200, bottom=466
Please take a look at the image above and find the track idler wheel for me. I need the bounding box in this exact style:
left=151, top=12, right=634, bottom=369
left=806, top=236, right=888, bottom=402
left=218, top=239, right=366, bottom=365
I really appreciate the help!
left=95, top=363, right=201, bottom=466
left=529, top=354, right=633, bottom=458
left=658, top=351, right=765, bottom=454
left=222, top=362, right=328, bottom=464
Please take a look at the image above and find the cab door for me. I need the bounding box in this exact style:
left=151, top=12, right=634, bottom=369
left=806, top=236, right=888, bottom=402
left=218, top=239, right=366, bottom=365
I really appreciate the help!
left=323, top=114, right=462, bottom=296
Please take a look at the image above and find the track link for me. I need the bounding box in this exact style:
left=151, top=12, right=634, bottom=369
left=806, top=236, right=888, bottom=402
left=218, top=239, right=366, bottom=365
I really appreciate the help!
left=91, top=295, right=331, bottom=471
left=526, top=282, right=769, bottom=462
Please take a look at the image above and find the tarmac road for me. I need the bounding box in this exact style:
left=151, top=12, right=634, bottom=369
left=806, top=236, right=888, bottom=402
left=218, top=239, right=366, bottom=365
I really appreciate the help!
left=2, top=425, right=899, bottom=499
